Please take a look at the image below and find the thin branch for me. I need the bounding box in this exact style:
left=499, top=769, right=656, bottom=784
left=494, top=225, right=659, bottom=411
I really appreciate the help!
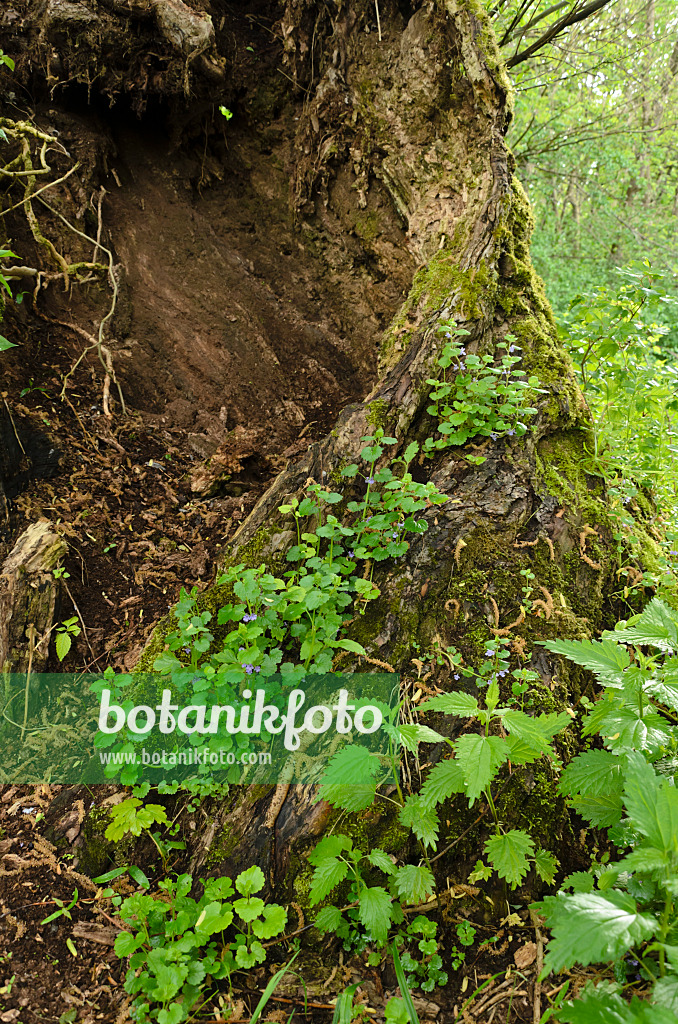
left=507, top=0, right=618, bottom=68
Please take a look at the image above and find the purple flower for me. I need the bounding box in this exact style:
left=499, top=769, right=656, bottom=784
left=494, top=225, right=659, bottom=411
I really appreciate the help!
left=254, top=666, right=261, bottom=673
left=509, top=345, right=516, bottom=353
left=242, top=612, right=258, bottom=623
left=485, top=649, right=495, bottom=657
left=508, top=429, right=516, bottom=436
left=244, top=664, right=253, bottom=674
left=183, top=646, right=191, bottom=655
left=349, top=550, right=356, bottom=559
left=490, top=432, right=498, bottom=440
left=454, top=673, right=460, bottom=680
left=445, top=332, right=451, bottom=338
left=239, top=646, right=245, bottom=652
left=392, top=532, right=398, bottom=539
left=671, top=550, right=678, bottom=556
left=366, top=477, right=375, bottom=485
left=460, top=347, right=466, bottom=355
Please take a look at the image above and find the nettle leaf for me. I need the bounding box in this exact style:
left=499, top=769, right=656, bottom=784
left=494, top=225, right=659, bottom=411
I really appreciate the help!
left=310, top=856, right=349, bottom=905
left=561, top=871, right=595, bottom=894
left=541, top=638, right=630, bottom=686
left=420, top=692, right=480, bottom=717
left=398, top=723, right=447, bottom=752
left=484, top=830, right=534, bottom=887
left=358, top=885, right=392, bottom=943
left=367, top=849, right=396, bottom=875
left=607, top=597, right=678, bottom=653
left=534, top=891, right=657, bottom=974
left=420, top=757, right=466, bottom=807
left=309, top=834, right=353, bottom=865
left=534, top=849, right=559, bottom=886
left=454, top=734, right=509, bottom=804
left=394, top=864, right=435, bottom=904
left=399, top=795, right=440, bottom=849
left=572, top=794, right=624, bottom=829
left=623, top=752, right=678, bottom=855
left=55, top=631, right=72, bottom=662
left=318, top=745, right=380, bottom=812
left=560, top=749, right=624, bottom=800
left=314, top=905, right=343, bottom=933
left=500, top=709, right=570, bottom=754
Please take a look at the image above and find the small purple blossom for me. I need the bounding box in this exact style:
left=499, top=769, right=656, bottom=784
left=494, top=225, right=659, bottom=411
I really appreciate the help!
left=454, top=673, right=460, bottom=680
left=507, top=429, right=516, bottom=436
left=485, top=649, right=495, bottom=657
left=490, top=432, right=498, bottom=440
left=509, top=345, right=516, bottom=353
left=239, top=646, right=245, bottom=652
left=366, top=477, right=375, bottom=485
left=242, top=612, right=258, bottom=623
left=349, top=550, right=356, bottom=559
left=445, top=332, right=451, bottom=338
left=254, top=666, right=261, bottom=673
left=392, top=532, right=398, bottom=539
left=244, top=664, right=254, bottom=674
left=460, top=347, right=466, bottom=355
left=183, top=646, right=191, bottom=655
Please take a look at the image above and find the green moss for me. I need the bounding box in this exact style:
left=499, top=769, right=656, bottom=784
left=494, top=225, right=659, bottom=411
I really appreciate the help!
left=379, top=255, right=495, bottom=372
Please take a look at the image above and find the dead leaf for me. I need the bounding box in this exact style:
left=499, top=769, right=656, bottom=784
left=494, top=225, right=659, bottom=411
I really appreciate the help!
left=514, top=941, right=537, bottom=969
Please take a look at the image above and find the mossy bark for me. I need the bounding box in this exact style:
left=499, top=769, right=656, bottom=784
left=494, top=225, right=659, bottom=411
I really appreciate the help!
left=1, top=0, right=651, bottom=905
left=130, top=1, right=654, bottom=902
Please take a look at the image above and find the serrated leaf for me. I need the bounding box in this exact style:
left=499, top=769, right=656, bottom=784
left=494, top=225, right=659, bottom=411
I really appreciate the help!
left=420, top=757, right=466, bottom=807
left=561, top=871, right=595, bottom=893
left=399, top=795, right=440, bottom=849
left=534, top=891, right=657, bottom=973
left=419, top=692, right=480, bottom=717
left=484, top=830, right=534, bottom=887
left=367, top=848, right=396, bottom=875
left=560, top=750, right=624, bottom=799
left=454, top=734, right=509, bottom=804
left=398, top=723, right=446, bottom=752
left=319, top=745, right=380, bottom=811
left=541, top=638, right=630, bottom=685
left=358, top=886, right=392, bottom=943
left=310, top=857, right=349, bottom=905
left=572, top=794, right=624, bottom=828
left=309, top=834, right=353, bottom=865
left=500, top=708, right=568, bottom=754
left=315, top=905, right=343, bottom=933
left=394, top=864, right=435, bottom=904
left=534, top=849, right=559, bottom=885
left=606, top=597, right=678, bottom=654
left=623, top=752, right=678, bottom=855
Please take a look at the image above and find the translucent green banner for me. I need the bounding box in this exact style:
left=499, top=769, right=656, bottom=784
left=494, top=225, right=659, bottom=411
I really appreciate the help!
left=0, top=673, right=399, bottom=785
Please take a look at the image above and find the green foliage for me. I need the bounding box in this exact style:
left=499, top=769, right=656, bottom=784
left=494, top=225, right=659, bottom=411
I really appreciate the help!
left=105, top=797, right=170, bottom=842
left=424, top=328, right=542, bottom=463
left=55, top=616, right=81, bottom=662
left=0, top=247, right=19, bottom=351
left=93, top=428, right=448, bottom=786
left=535, top=598, right=678, bottom=1018
left=114, top=868, right=286, bottom=1023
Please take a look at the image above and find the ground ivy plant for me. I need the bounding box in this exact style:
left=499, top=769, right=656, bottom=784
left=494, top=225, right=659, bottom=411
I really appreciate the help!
left=113, top=865, right=286, bottom=1024
left=424, top=326, right=542, bottom=463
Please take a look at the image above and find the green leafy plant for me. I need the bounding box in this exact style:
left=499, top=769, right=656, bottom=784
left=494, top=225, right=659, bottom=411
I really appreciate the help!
left=0, top=247, right=19, bottom=351
left=316, top=639, right=568, bottom=889
left=105, top=797, right=170, bottom=842
left=114, top=866, right=287, bottom=1024
left=423, top=328, right=542, bottom=463
left=396, top=916, right=449, bottom=992
left=41, top=887, right=78, bottom=925
left=55, top=616, right=81, bottom=662
left=533, top=597, right=678, bottom=1019
left=94, top=428, right=448, bottom=786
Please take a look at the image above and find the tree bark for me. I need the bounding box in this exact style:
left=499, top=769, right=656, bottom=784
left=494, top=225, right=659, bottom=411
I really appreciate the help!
left=0, top=0, right=647, bottom=900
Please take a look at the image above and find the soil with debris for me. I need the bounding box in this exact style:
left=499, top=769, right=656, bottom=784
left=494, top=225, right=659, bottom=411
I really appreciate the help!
left=0, top=2, right=601, bottom=1021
